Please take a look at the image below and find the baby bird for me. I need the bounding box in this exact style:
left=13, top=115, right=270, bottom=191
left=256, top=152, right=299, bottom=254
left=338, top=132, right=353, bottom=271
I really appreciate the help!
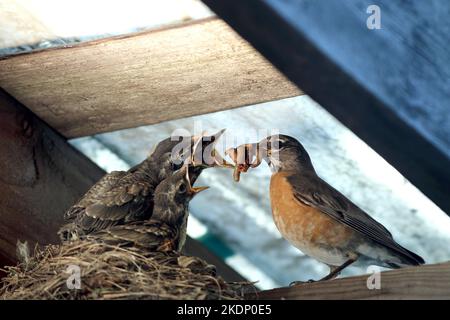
left=59, top=130, right=225, bottom=241
left=86, top=165, right=208, bottom=252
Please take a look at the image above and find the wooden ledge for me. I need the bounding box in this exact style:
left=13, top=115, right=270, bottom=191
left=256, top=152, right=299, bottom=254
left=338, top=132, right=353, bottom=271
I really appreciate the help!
left=246, top=262, right=450, bottom=300
left=0, top=18, right=301, bottom=138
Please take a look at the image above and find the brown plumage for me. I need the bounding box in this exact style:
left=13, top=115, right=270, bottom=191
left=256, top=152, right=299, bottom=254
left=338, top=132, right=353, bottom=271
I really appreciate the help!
left=232, top=134, right=424, bottom=282
left=0, top=165, right=237, bottom=300
left=85, top=166, right=208, bottom=252
left=59, top=130, right=226, bottom=241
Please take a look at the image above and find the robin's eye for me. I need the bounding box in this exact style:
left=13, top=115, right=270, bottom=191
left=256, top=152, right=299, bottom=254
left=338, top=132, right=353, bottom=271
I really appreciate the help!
left=178, top=183, right=187, bottom=194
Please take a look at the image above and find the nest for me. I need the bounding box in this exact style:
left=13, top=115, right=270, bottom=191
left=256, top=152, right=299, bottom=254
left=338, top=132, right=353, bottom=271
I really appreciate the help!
left=0, top=241, right=249, bottom=300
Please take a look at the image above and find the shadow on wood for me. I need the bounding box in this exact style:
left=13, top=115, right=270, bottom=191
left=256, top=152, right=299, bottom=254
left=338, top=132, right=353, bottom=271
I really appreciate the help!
left=246, top=262, right=450, bottom=300
left=0, top=88, right=102, bottom=263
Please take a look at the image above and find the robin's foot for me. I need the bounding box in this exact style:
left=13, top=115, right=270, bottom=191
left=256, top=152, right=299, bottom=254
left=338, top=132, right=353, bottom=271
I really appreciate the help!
left=319, top=258, right=357, bottom=281
left=289, top=279, right=315, bottom=286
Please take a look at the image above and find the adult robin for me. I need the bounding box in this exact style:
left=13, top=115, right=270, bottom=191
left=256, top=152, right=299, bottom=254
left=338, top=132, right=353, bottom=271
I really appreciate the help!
left=228, top=135, right=425, bottom=282
left=87, top=165, right=208, bottom=252
left=59, top=130, right=228, bottom=241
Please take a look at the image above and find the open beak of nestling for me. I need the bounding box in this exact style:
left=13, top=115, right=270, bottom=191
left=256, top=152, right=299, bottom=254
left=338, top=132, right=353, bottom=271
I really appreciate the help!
left=189, top=185, right=209, bottom=195
left=190, top=129, right=234, bottom=168
left=184, top=165, right=209, bottom=196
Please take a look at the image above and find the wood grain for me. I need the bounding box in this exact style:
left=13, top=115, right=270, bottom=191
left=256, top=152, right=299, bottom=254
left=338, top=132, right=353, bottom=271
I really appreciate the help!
left=247, top=262, right=450, bottom=300
left=0, top=18, right=301, bottom=138
left=0, top=88, right=103, bottom=263
left=0, top=89, right=245, bottom=282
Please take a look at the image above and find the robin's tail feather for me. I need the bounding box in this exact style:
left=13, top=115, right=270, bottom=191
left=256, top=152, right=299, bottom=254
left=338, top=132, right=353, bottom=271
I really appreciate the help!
left=387, top=245, right=425, bottom=268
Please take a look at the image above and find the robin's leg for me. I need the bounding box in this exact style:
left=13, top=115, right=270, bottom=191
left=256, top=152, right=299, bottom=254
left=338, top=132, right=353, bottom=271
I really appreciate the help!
left=289, top=279, right=315, bottom=286
left=289, top=257, right=357, bottom=286
left=319, top=257, right=357, bottom=281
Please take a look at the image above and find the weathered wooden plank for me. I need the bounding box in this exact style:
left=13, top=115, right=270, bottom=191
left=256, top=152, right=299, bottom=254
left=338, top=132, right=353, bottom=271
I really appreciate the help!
left=247, top=262, right=450, bottom=300
left=0, top=88, right=103, bottom=263
left=0, top=89, right=245, bottom=282
left=202, top=0, right=450, bottom=216
left=0, top=17, right=301, bottom=138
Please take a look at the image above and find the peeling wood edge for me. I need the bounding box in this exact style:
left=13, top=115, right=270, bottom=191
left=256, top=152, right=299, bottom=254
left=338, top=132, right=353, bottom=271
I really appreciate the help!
left=0, top=17, right=219, bottom=61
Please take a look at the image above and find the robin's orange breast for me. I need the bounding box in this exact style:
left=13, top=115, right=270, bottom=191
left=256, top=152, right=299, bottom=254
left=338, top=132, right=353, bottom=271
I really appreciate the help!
left=270, top=172, right=356, bottom=266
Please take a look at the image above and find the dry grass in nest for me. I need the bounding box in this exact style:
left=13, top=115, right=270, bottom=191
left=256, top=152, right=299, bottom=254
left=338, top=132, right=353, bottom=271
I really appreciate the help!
left=0, top=241, right=250, bottom=300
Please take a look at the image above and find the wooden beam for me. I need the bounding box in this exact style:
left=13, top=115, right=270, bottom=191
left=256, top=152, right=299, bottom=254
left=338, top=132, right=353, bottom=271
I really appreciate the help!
left=0, top=88, right=103, bottom=263
left=247, top=262, right=450, bottom=300
left=0, top=18, right=301, bottom=138
left=0, top=89, right=245, bottom=282
left=202, top=1, right=450, bottom=216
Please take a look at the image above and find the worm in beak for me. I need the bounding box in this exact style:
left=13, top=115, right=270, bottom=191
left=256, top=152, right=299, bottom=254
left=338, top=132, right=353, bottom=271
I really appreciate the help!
left=225, top=143, right=263, bottom=182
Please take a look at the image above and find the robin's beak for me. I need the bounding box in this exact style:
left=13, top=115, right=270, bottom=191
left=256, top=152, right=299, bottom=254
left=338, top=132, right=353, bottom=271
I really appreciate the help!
left=191, top=129, right=234, bottom=168
left=264, top=146, right=272, bottom=166
left=258, top=138, right=283, bottom=172
left=184, top=165, right=209, bottom=196
left=189, top=185, right=210, bottom=195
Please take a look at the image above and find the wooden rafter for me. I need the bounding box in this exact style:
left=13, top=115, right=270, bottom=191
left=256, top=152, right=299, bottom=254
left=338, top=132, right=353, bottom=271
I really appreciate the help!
left=0, top=18, right=301, bottom=138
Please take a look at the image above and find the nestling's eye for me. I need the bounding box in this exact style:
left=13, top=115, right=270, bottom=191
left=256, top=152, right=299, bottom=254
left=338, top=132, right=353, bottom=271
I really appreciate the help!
left=178, top=183, right=187, bottom=194
left=171, top=161, right=181, bottom=171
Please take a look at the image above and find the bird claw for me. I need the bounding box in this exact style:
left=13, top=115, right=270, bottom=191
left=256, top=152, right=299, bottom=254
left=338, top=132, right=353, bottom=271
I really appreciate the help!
left=289, top=279, right=316, bottom=286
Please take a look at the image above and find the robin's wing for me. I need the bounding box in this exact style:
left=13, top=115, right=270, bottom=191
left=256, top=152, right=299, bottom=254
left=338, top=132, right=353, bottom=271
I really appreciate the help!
left=87, top=220, right=178, bottom=252
left=64, top=171, right=126, bottom=221
left=64, top=170, right=156, bottom=236
left=83, top=176, right=153, bottom=221
left=288, top=173, right=424, bottom=264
